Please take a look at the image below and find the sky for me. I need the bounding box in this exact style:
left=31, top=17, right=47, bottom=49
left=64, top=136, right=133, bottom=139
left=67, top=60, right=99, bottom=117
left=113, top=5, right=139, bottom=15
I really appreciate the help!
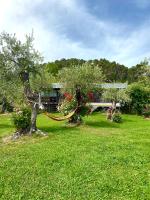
left=0, top=0, right=150, bottom=67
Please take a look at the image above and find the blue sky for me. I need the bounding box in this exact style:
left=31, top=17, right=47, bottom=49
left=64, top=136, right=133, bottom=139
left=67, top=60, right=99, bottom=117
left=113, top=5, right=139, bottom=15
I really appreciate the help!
left=0, top=0, right=150, bottom=67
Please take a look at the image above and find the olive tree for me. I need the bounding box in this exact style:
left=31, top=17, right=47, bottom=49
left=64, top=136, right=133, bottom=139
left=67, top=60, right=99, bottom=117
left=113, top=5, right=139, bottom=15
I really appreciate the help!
left=102, top=88, right=130, bottom=111
left=0, top=32, right=48, bottom=134
left=58, top=63, right=104, bottom=123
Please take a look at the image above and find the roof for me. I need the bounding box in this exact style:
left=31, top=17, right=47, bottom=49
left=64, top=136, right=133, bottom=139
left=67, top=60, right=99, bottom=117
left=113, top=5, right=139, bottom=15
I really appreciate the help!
left=100, top=83, right=127, bottom=89
left=51, top=83, right=128, bottom=89
left=51, top=83, right=63, bottom=89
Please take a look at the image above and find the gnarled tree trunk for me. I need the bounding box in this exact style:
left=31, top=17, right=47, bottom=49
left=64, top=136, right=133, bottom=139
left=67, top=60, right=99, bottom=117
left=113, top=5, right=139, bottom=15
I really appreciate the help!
left=112, top=100, right=116, bottom=114
left=1, top=96, right=7, bottom=113
left=69, top=85, right=83, bottom=124
left=29, top=103, right=38, bottom=134
left=21, top=71, right=39, bottom=134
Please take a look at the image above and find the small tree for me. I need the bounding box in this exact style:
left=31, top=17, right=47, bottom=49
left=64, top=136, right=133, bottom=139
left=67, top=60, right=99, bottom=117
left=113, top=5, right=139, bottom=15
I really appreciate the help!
left=102, top=88, right=130, bottom=120
left=102, top=88, right=130, bottom=109
left=58, top=63, right=104, bottom=123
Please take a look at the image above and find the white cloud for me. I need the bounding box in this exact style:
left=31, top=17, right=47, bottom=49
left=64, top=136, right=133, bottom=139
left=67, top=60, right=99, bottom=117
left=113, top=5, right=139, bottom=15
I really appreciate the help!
left=0, top=0, right=150, bottom=67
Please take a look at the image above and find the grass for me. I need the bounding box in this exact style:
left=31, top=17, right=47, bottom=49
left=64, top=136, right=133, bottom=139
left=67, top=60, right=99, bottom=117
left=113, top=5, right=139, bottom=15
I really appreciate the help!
left=0, top=114, right=15, bottom=139
left=0, top=113, right=150, bottom=199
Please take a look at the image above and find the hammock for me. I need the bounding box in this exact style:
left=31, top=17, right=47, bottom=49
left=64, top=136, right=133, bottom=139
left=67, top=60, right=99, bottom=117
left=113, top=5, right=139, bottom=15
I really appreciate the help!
left=44, top=109, right=76, bottom=121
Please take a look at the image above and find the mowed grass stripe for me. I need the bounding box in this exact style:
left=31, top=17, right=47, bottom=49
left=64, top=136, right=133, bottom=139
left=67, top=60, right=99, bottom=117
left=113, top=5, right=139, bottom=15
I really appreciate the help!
left=0, top=113, right=150, bottom=200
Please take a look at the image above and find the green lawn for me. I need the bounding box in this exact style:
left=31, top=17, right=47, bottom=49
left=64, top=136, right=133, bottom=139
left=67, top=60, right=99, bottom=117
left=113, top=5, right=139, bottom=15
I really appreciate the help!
left=0, top=113, right=150, bottom=200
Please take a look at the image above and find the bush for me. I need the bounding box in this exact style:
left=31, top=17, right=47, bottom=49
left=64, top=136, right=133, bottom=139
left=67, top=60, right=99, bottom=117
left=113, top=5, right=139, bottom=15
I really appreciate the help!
left=143, top=111, right=150, bottom=118
left=79, top=105, right=91, bottom=116
left=112, top=113, right=122, bottom=123
left=120, top=102, right=132, bottom=114
left=128, top=84, right=150, bottom=115
left=12, top=107, right=31, bottom=132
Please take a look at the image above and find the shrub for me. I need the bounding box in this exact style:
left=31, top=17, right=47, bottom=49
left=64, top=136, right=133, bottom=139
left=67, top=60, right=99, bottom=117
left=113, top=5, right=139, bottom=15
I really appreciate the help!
left=68, top=113, right=83, bottom=124
left=143, top=111, right=150, bottom=118
left=120, top=102, right=132, bottom=114
left=79, top=105, right=91, bottom=116
left=128, top=84, right=150, bottom=115
left=12, top=107, right=31, bottom=132
left=112, top=113, right=122, bottom=123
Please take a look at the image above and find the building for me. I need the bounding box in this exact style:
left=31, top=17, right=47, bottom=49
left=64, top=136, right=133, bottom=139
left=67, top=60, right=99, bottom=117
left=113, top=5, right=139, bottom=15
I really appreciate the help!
left=41, top=83, right=128, bottom=112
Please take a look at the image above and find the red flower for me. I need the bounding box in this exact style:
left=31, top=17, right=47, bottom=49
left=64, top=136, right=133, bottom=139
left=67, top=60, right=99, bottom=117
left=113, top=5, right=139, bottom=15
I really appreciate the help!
left=87, top=92, right=94, bottom=101
left=64, top=92, right=73, bottom=101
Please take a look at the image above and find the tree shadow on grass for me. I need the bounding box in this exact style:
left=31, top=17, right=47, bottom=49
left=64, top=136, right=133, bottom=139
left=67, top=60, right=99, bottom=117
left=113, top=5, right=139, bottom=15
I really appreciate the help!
left=38, top=124, right=79, bottom=135
left=0, top=124, right=13, bottom=129
left=85, top=120, right=119, bottom=128
left=122, top=118, right=135, bottom=123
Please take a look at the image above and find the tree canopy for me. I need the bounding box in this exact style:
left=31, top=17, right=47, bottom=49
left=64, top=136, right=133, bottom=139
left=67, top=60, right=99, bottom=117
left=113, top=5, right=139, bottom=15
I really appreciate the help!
left=44, top=58, right=150, bottom=85
left=0, top=32, right=47, bottom=133
left=58, top=62, right=104, bottom=96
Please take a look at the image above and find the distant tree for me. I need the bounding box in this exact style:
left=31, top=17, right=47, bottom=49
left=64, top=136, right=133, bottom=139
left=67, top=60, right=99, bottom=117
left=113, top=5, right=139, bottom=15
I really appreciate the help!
left=44, top=58, right=128, bottom=83
left=127, top=60, right=149, bottom=83
left=93, top=59, right=128, bottom=82
left=43, top=62, right=59, bottom=76
left=45, top=58, right=86, bottom=76
left=43, top=57, right=150, bottom=84
left=138, top=60, right=150, bottom=87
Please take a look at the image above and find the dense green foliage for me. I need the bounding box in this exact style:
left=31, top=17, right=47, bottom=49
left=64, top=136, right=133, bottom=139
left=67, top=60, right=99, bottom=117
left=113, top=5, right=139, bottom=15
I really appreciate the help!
left=45, top=58, right=128, bottom=82
left=112, top=112, right=122, bottom=123
left=127, top=62, right=146, bottom=83
left=12, top=107, right=31, bottom=131
left=0, top=113, right=150, bottom=199
left=128, top=83, right=150, bottom=114
left=58, top=63, right=104, bottom=95
left=102, top=88, right=130, bottom=104
left=44, top=58, right=150, bottom=83
left=0, top=32, right=44, bottom=98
